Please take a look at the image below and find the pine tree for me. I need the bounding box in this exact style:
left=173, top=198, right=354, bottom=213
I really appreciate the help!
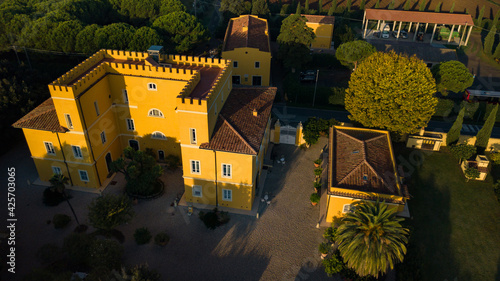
left=404, top=0, right=411, bottom=11
left=419, top=0, right=426, bottom=12
left=484, top=26, right=497, bottom=56
left=477, top=5, right=485, bottom=27
left=360, top=0, right=366, bottom=10
left=475, top=104, right=498, bottom=152
left=375, top=0, right=380, bottom=9
left=449, top=1, right=455, bottom=13
left=296, top=2, right=301, bottom=14
left=447, top=106, right=465, bottom=146
left=434, top=2, right=441, bottom=13
left=318, top=0, right=323, bottom=14
left=388, top=0, right=395, bottom=10
left=305, top=0, right=309, bottom=13
left=328, top=0, right=337, bottom=15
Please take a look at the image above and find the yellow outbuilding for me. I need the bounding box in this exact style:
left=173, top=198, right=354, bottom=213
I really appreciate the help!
left=13, top=46, right=276, bottom=211
left=302, top=15, right=335, bottom=49
left=323, top=126, right=410, bottom=223
left=222, top=15, right=271, bottom=86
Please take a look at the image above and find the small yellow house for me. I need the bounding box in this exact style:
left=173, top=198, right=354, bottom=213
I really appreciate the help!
left=13, top=46, right=276, bottom=211
left=302, top=15, right=335, bottom=49
left=324, top=126, right=409, bottom=223
left=222, top=15, right=271, bottom=86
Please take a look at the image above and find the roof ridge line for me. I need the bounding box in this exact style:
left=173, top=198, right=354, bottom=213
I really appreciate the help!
left=337, top=129, right=364, bottom=144
left=365, top=134, right=386, bottom=142
left=13, top=98, right=53, bottom=124
left=220, top=115, right=257, bottom=154
left=337, top=160, right=365, bottom=185
left=364, top=161, right=395, bottom=193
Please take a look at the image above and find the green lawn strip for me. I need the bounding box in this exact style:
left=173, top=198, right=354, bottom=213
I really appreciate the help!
left=398, top=147, right=500, bottom=280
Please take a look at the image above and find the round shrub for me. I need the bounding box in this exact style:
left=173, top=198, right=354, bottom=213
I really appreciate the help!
left=154, top=232, right=170, bottom=246
left=310, top=193, right=321, bottom=203
left=53, top=214, right=71, bottom=229
left=134, top=227, right=152, bottom=245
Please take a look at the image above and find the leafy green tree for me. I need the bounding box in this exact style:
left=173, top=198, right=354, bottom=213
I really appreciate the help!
left=433, top=98, right=455, bottom=117
left=251, top=0, right=269, bottom=15
left=111, top=147, right=163, bottom=196
left=434, top=1, right=441, bottom=12
left=477, top=5, right=485, bottom=27
left=303, top=117, right=339, bottom=145
left=3, top=14, right=31, bottom=45
left=328, top=0, right=337, bottom=15
left=220, top=0, right=248, bottom=15
left=461, top=100, right=479, bottom=119
left=419, top=0, right=426, bottom=11
left=88, top=194, right=134, bottom=232
left=483, top=26, right=497, bottom=55
left=160, top=0, right=186, bottom=15
left=153, top=11, right=209, bottom=53
left=129, top=26, right=163, bottom=51
left=475, top=104, right=498, bottom=152
left=119, top=0, right=161, bottom=22
left=464, top=167, right=480, bottom=182
left=449, top=144, right=476, bottom=163
left=328, top=87, right=346, bottom=106
left=403, top=0, right=411, bottom=10
left=337, top=200, right=409, bottom=278
left=449, top=1, right=455, bottom=13
left=75, top=24, right=100, bottom=54
left=345, top=51, right=437, bottom=135
left=19, top=17, right=58, bottom=49
left=94, top=23, right=135, bottom=50
left=60, top=0, right=113, bottom=25
left=431, top=61, right=473, bottom=95
left=335, top=40, right=375, bottom=70
left=446, top=106, right=465, bottom=146
left=50, top=20, right=84, bottom=52
left=322, top=251, right=345, bottom=276
left=277, top=14, right=315, bottom=70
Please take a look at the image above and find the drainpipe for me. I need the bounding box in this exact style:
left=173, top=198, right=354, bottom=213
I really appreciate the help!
left=56, top=132, right=74, bottom=186
left=213, top=150, right=218, bottom=207
left=76, top=97, right=102, bottom=187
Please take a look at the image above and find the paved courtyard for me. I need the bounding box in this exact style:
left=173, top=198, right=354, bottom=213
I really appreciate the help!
left=0, top=138, right=338, bottom=281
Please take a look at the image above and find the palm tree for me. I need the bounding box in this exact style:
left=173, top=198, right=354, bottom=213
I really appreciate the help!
left=49, top=174, right=80, bottom=225
left=336, top=200, right=409, bottom=278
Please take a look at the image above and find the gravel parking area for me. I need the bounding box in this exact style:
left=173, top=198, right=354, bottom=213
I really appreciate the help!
left=1, top=137, right=337, bottom=281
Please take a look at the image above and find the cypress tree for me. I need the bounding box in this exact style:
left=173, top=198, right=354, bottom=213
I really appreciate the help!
left=305, top=0, right=309, bottom=13
left=419, top=0, right=426, bottom=12
left=434, top=2, right=441, bottom=13
left=318, top=0, right=323, bottom=14
left=484, top=26, right=497, bottom=56
left=360, top=0, right=366, bottom=10
left=475, top=104, right=498, bottom=152
left=296, top=2, right=301, bottom=14
left=449, top=1, right=455, bottom=13
left=388, top=0, right=395, bottom=10
left=477, top=5, right=485, bottom=27
left=404, top=0, right=411, bottom=11
left=347, top=0, right=352, bottom=12
left=328, top=0, right=337, bottom=15
left=493, top=42, right=500, bottom=58
left=375, top=0, right=380, bottom=9
left=493, top=10, right=500, bottom=29
left=447, top=106, right=465, bottom=146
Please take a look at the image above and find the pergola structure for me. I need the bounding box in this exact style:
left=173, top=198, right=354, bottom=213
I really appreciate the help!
left=362, top=9, right=475, bottom=46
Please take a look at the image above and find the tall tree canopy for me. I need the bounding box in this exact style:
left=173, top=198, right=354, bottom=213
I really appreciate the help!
left=335, top=40, right=376, bottom=70
left=251, top=0, right=270, bottom=15
left=277, top=14, right=316, bottom=70
left=75, top=24, right=100, bottom=53
left=345, top=51, right=438, bottom=134
left=337, top=201, right=409, bottom=278
left=475, top=104, right=498, bottom=152
left=447, top=106, right=465, bottom=146
left=153, top=11, right=208, bottom=53
left=220, top=0, right=249, bottom=15
left=94, top=22, right=135, bottom=50
left=49, top=20, right=84, bottom=52
left=431, top=60, right=473, bottom=95
left=128, top=26, right=163, bottom=52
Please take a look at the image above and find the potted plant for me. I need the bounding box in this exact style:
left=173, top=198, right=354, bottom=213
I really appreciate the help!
left=154, top=232, right=170, bottom=246
left=319, top=242, right=330, bottom=259
left=314, top=167, right=323, bottom=179
left=314, top=158, right=322, bottom=168
left=314, top=181, right=322, bottom=193
left=310, top=193, right=320, bottom=206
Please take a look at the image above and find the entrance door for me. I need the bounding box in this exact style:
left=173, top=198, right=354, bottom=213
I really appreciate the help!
left=105, top=153, right=112, bottom=174
left=280, top=125, right=297, bottom=145
left=158, top=150, right=165, bottom=161
left=129, top=140, right=139, bottom=151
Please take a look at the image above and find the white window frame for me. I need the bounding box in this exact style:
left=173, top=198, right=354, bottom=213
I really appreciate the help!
left=147, top=83, right=157, bottom=91
left=52, top=166, right=62, bottom=175
left=44, top=142, right=55, bottom=155
left=222, top=189, right=232, bottom=201
left=148, top=108, right=164, bottom=118
left=123, top=89, right=129, bottom=103
left=72, top=145, right=83, bottom=159
left=126, top=119, right=135, bottom=131
left=100, top=131, right=107, bottom=144
left=94, top=101, right=100, bottom=116
left=190, top=128, right=197, bottom=144
left=343, top=204, right=355, bottom=213
left=151, top=131, right=166, bottom=140
left=192, top=185, right=202, bottom=198
left=233, top=61, right=238, bottom=68
left=64, top=114, right=73, bottom=129
left=221, top=164, right=232, bottom=178
left=255, top=61, right=260, bottom=68
left=79, top=170, right=89, bottom=182
left=190, top=160, right=200, bottom=174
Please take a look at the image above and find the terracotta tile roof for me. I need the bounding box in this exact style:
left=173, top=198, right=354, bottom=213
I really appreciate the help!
left=329, top=127, right=400, bottom=196
left=12, top=98, right=68, bottom=133
left=200, top=87, right=276, bottom=155
left=365, top=9, right=474, bottom=26
left=223, top=15, right=270, bottom=53
left=302, top=14, right=335, bottom=25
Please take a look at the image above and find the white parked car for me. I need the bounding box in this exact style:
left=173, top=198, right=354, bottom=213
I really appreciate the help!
left=382, top=30, right=390, bottom=38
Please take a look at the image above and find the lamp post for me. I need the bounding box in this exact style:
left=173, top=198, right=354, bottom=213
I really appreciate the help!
left=312, top=69, right=319, bottom=107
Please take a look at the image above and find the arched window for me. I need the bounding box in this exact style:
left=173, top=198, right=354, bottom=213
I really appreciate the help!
left=148, top=108, right=164, bottom=117
left=152, top=131, right=166, bottom=140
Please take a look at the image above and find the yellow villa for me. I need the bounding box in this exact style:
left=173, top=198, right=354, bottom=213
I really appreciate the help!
left=324, top=126, right=410, bottom=223
left=222, top=15, right=271, bottom=86
left=302, top=15, right=335, bottom=49
left=13, top=46, right=276, bottom=211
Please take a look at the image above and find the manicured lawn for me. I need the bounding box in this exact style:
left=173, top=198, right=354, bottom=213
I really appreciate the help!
left=394, top=146, right=500, bottom=281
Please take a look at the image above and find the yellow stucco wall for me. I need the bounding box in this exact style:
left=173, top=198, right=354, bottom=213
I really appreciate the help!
left=222, top=47, right=271, bottom=86
left=306, top=23, right=334, bottom=49
left=326, top=195, right=404, bottom=223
